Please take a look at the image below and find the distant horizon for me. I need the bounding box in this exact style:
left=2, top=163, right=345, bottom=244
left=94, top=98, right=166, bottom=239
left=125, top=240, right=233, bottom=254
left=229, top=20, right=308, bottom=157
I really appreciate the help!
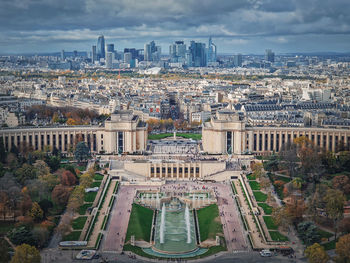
left=1, top=0, right=350, bottom=54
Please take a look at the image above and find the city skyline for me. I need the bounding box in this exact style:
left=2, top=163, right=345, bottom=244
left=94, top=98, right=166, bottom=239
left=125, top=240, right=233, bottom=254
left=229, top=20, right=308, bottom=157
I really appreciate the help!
left=1, top=0, right=350, bottom=54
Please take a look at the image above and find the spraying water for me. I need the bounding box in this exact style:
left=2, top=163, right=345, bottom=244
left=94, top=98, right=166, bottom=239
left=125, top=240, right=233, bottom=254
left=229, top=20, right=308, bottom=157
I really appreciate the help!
left=160, top=203, right=166, bottom=244
left=156, top=192, right=160, bottom=210
left=185, top=204, right=191, bottom=243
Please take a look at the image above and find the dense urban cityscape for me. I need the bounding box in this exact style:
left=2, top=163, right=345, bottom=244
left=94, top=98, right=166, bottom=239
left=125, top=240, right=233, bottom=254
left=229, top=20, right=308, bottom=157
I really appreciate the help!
left=1, top=1, right=350, bottom=263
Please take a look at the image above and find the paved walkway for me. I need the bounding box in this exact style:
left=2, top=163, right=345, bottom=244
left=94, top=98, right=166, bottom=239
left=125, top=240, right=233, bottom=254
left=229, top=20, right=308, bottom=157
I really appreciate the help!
left=88, top=179, right=117, bottom=247
left=103, top=185, right=159, bottom=253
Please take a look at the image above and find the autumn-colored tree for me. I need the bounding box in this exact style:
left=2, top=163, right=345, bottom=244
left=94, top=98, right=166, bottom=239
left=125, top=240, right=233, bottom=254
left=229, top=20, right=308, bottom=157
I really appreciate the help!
left=28, top=202, right=43, bottom=222
left=324, top=189, right=346, bottom=240
left=251, top=162, right=263, bottom=179
left=0, top=191, right=9, bottom=220
left=332, top=175, right=350, bottom=195
left=52, top=112, right=60, bottom=123
left=305, top=243, right=329, bottom=263
left=10, top=244, right=41, bottom=263
left=60, top=170, right=76, bottom=186
left=67, top=186, right=84, bottom=212
left=38, top=173, right=59, bottom=191
left=272, top=206, right=290, bottom=231
left=33, top=160, right=50, bottom=177
left=335, top=233, right=350, bottom=263
left=51, top=184, right=72, bottom=206
left=15, top=164, right=37, bottom=184
left=339, top=217, right=350, bottom=234
left=259, top=177, right=271, bottom=191
left=285, top=196, right=306, bottom=224
left=66, top=118, right=78, bottom=125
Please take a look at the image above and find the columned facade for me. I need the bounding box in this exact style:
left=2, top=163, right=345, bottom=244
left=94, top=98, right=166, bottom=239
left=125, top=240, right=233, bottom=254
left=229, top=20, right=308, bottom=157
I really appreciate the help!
left=202, top=111, right=350, bottom=155
left=0, top=111, right=148, bottom=154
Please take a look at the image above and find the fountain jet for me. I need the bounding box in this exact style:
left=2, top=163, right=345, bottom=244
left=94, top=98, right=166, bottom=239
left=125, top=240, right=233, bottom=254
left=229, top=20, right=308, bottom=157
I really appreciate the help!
left=160, top=203, right=166, bottom=244
left=185, top=204, right=191, bottom=243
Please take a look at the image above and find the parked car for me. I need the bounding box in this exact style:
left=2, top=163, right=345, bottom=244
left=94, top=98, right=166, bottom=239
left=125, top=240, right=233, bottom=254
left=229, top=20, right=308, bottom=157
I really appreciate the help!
left=260, top=249, right=272, bottom=257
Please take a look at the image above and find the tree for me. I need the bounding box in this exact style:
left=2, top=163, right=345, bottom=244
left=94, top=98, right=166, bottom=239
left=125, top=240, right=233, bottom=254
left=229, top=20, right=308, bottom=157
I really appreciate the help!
left=251, top=162, right=263, bottom=179
left=60, top=170, right=76, bottom=186
left=0, top=139, right=6, bottom=163
left=33, top=160, right=50, bottom=177
left=297, top=221, right=320, bottom=245
left=339, top=217, right=350, bottom=234
left=74, top=142, right=90, bottom=162
left=10, top=244, right=41, bottom=263
left=335, top=233, right=350, bottom=263
left=15, top=164, right=37, bottom=184
left=279, top=140, right=298, bottom=177
left=38, top=173, right=59, bottom=191
left=29, top=202, right=44, bottom=222
left=8, top=227, right=35, bottom=246
left=38, top=199, right=53, bottom=218
left=45, top=155, right=61, bottom=172
left=324, top=189, right=346, bottom=240
left=31, top=226, right=49, bottom=248
left=305, top=243, right=329, bottom=263
left=0, top=238, right=11, bottom=263
left=333, top=175, right=350, bottom=195
left=51, top=184, right=72, bottom=206
left=272, top=206, right=290, bottom=231
left=67, top=186, right=84, bottom=212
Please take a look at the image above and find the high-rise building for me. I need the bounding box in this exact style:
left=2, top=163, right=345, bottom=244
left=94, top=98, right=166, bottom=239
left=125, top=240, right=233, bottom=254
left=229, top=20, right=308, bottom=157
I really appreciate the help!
left=106, top=44, right=114, bottom=53
left=207, top=37, right=217, bottom=63
left=61, top=50, right=65, bottom=61
left=97, top=35, right=105, bottom=59
left=124, top=52, right=133, bottom=67
left=73, top=50, right=78, bottom=57
left=106, top=52, right=113, bottom=69
left=234, top=54, right=242, bottom=67
left=92, top=45, right=97, bottom=64
left=144, top=41, right=160, bottom=61
left=124, top=48, right=137, bottom=59
left=169, top=41, right=186, bottom=63
left=188, top=41, right=206, bottom=67
left=265, top=49, right=275, bottom=63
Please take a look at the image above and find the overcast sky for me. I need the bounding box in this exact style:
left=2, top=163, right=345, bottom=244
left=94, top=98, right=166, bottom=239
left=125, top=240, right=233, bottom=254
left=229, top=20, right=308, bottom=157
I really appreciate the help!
left=1, top=0, right=350, bottom=54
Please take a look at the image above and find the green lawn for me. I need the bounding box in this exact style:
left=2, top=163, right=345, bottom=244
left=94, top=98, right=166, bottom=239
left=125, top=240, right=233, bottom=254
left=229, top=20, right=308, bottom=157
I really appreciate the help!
left=125, top=203, right=154, bottom=242
left=94, top=174, right=104, bottom=181
left=317, top=229, right=333, bottom=239
left=72, top=216, right=87, bottom=230
left=249, top=181, right=261, bottom=190
left=62, top=231, right=82, bottom=241
left=0, top=222, right=16, bottom=235
left=148, top=133, right=202, bottom=140
left=323, top=240, right=336, bottom=250
left=92, top=181, right=102, bottom=187
left=258, top=203, right=273, bottom=215
left=197, top=204, right=224, bottom=241
left=84, top=191, right=97, bottom=202
left=263, top=216, right=278, bottom=230
left=269, top=231, right=289, bottom=242
left=247, top=174, right=256, bottom=180
left=253, top=191, right=267, bottom=202
left=79, top=203, right=92, bottom=215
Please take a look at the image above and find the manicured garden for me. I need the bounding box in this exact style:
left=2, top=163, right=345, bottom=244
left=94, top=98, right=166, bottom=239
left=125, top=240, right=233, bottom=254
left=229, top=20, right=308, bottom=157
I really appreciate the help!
left=269, top=231, right=289, bottom=242
left=94, top=173, right=104, bottom=181
left=258, top=203, right=273, bottom=215
left=148, top=133, right=202, bottom=140
left=249, top=181, right=261, bottom=190
left=253, top=191, right=267, bottom=202
left=263, top=216, right=278, bottom=230
left=197, top=204, right=224, bottom=241
left=79, top=203, right=92, bottom=215
left=84, top=191, right=98, bottom=202
left=125, top=203, right=154, bottom=242
left=62, top=231, right=82, bottom=241
left=72, top=216, right=88, bottom=230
